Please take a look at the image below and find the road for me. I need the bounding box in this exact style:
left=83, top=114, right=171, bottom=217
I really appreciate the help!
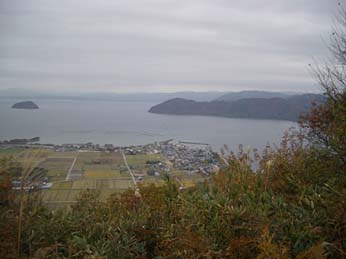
left=65, top=157, right=77, bottom=181
left=121, top=150, right=141, bottom=197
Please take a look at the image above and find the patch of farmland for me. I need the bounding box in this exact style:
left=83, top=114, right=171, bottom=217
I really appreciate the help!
left=0, top=147, right=25, bottom=157
left=83, top=164, right=113, bottom=170
left=84, top=169, right=126, bottom=179
left=51, top=181, right=73, bottom=189
left=140, top=177, right=165, bottom=187
left=39, top=157, right=74, bottom=169
left=42, top=190, right=59, bottom=201
left=96, top=178, right=133, bottom=190
left=53, top=190, right=70, bottom=201
left=40, top=190, right=52, bottom=201
left=46, top=169, right=67, bottom=182
left=15, top=150, right=54, bottom=164
left=76, top=152, right=101, bottom=160
left=49, top=152, right=78, bottom=158
left=72, top=179, right=96, bottom=189
left=38, top=157, right=75, bottom=181
left=126, top=154, right=163, bottom=165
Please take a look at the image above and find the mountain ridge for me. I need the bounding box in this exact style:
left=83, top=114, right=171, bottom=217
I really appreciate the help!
left=148, top=94, right=325, bottom=121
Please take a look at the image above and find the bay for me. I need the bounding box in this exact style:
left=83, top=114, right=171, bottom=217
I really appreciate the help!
left=0, top=99, right=296, bottom=152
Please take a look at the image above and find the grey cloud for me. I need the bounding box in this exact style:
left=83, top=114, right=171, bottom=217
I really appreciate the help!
left=0, top=0, right=341, bottom=93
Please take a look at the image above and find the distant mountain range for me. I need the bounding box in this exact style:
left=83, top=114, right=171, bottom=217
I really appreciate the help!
left=0, top=89, right=316, bottom=103
left=0, top=89, right=227, bottom=102
left=149, top=93, right=325, bottom=121
left=215, top=90, right=293, bottom=101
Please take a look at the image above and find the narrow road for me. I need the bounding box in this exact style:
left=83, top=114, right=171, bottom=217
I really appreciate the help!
left=121, top=150, right=141, bottom=197
left=65, top=157, right=77, bottom=181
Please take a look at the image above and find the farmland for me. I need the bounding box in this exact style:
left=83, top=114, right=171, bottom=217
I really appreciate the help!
left=4, top=149, right=162, bottom=208
left=38, top=150, right=135, bottom=208
left=3, top=144, right=213, bottom=209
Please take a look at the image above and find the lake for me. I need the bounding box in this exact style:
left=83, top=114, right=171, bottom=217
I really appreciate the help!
left=0, top=99, right=296, bottom=152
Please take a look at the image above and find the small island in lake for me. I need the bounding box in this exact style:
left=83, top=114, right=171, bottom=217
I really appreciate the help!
left=12, top=101, right=39, bottom=109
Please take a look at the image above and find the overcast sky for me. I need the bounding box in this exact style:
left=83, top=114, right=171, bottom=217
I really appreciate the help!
left=0, top=0, right=341, bottom=93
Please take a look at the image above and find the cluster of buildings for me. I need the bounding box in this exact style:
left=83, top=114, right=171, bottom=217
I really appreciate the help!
left=53, top=142, right=119, bottom=152
left=158, top=141, right=223, bottom=176
left=123, top=143, right=161, bottom=155
left=145, top=160, right=170, bottom=176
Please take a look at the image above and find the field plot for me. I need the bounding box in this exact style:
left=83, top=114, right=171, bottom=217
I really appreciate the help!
left=41, top=177, right=134, bottom=209
left=1, top=148, right=142, bottom=209
left=84, top=169, right=124, bottom=179
left=2, top=147, right=210, bottom=211
left=76, top=151, right=122, bottom=164
left=39, top=157, right=75, bottom=182
left=0, top=147, right=25, bottom=157
left=140, top=177, right=165, bottom=187
left=126, top=154, right=163, bottom=165
left=51, top=181, right=73, bottom=189
left=96, top=178, right=134, bottom=190
left=40, top=152, right=132, bottom=209
left=3, top=149, right=54, bottom=171
left=72, top=179, right=96, bottom=189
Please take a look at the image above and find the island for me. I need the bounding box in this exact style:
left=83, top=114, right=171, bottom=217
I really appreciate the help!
left=149, top=94, right=325, bottom=121
left=11, top=101, right=39, bottom=109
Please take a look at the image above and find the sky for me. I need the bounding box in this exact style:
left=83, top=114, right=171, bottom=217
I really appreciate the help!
left=0, top=0, right=341, bottom=93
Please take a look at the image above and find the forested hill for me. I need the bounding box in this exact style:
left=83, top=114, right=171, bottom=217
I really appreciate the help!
left=148, top=94, right=325, bottom=121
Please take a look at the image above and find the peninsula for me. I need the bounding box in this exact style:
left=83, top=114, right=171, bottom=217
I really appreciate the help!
left=149, top=94, right=325, bottom=121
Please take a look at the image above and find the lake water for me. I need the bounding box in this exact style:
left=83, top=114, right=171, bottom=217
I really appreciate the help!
left=0, top=99, right=296, bottom=152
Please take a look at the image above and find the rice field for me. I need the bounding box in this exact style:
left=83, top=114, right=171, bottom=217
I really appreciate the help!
left=4, top=148, right=204, bottom=210
left=84, top=169, right=122, bottom=179
left=41, top=177, right=134, bottom=209
left=51, top=181, right=73, bottom=189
